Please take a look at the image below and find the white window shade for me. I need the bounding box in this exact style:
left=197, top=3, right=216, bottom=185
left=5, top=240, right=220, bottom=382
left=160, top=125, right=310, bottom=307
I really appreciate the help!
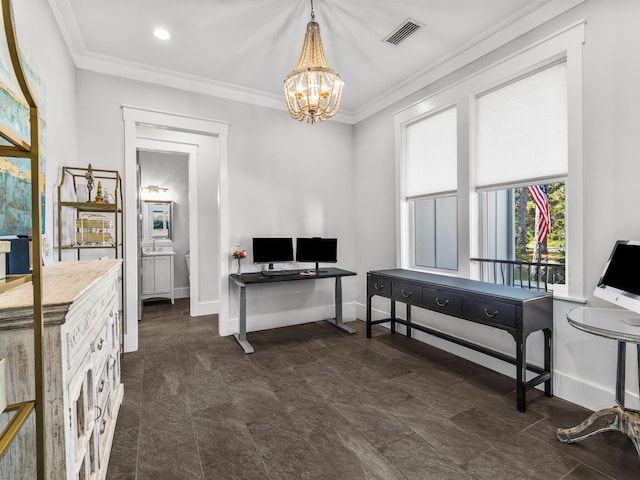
left=476, top=62, right=567, bottom=188
left=406, top=107, right=457, bottom=197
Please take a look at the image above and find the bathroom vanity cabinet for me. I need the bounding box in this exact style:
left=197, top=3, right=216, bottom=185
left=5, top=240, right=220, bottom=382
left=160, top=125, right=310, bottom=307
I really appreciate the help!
left=141, top=248, right=175, bottom=304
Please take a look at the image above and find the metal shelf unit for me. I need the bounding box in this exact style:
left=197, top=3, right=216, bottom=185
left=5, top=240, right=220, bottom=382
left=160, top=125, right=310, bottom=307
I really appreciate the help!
left=57, top=167, right=123, bottom=261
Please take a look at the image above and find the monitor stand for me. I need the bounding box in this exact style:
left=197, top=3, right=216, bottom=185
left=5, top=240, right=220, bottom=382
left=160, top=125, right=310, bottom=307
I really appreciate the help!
left=312, top=263, right=327, bottom=274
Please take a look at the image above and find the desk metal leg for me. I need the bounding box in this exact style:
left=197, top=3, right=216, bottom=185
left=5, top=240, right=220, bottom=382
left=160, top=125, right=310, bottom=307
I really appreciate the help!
left=233, top=284, right=254, bottom=354
left=324, top=276, right=356, bottom=334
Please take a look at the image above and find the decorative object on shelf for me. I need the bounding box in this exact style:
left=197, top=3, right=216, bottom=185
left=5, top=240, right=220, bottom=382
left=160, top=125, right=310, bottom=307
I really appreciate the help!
left=283, top=0, right=343, bottom=124
left=232, top=249, right=247, bottom=274
left=85, top=163, right=95, bottom=202
left=75, top=214, right=112, bottom=245
left=94, top=180, right=105, bottom=203
left=76, top=183, right=88, bottom=202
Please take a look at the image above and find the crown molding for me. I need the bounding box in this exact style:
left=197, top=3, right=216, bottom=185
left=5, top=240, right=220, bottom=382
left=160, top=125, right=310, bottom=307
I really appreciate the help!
left=351, top=0, right=586, bottom=124
left=49, top=0, right=585, bottom=126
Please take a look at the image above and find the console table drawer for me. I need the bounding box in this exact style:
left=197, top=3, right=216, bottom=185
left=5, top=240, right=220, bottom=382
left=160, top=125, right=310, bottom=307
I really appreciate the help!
left=464, top=296, right=516, bottom=328
left=368, top=276, right=391, bottom=296
left=392, top=281, right=422, bottom=303
left=422, top=287, right=463, bottom=315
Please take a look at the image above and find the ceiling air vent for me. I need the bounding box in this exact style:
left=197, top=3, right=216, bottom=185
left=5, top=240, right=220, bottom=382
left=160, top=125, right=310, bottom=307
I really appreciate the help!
left=383, top=18, right=424, bottom=46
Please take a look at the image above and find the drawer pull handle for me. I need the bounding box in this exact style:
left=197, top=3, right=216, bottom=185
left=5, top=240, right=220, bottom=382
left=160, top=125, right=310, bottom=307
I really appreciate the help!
left=484, top=308, right=498, bottom=318
left=374, top=283, right=384, bottom=291
left=100, top=419, right=107, bottom=434
left=97, top=338, right=104, bottom=351
left=435, top=298, right=449, bottom=307
left=94, top=406, right=102, bottom=423
left=401, top=290, right=412, bottom=298
left=98, top=379, right=105, bottom=393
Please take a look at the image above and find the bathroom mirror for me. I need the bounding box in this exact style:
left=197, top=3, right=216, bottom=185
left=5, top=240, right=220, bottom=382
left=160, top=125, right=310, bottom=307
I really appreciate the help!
left=142, top=200, right=173, bottom=241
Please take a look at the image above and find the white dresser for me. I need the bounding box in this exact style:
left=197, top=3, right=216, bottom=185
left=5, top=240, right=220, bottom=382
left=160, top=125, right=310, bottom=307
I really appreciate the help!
left=0, top=259, right=123, bottom=480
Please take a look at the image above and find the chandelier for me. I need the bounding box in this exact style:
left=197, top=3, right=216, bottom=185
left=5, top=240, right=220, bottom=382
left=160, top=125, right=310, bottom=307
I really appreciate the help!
left=284, top=0, right=343, bottom=124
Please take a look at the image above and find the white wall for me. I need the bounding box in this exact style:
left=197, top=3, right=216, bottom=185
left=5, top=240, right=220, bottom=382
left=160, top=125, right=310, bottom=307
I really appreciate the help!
left=355, top=0, right=640, bottom=411
left=74, top=70, right=357, bottom=338
left=12, top=0, right=78, bottom=240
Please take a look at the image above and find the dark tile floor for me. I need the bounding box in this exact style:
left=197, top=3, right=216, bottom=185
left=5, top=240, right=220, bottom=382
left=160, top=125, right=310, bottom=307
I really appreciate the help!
left=106, top=298, right=638, bottom=480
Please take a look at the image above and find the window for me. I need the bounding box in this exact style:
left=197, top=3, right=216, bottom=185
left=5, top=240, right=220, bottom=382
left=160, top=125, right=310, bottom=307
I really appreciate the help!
left=395, top=22, right=584, bottom=298
left=405, top=107, right=457, bottom=270
left=478, top=182, right=566, bottom=289
left=475, top=62, right=567, bottom=291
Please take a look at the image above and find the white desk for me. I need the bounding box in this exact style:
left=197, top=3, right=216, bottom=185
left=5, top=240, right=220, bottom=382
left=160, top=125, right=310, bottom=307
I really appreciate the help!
left=557, top=307, right=640, bottom=459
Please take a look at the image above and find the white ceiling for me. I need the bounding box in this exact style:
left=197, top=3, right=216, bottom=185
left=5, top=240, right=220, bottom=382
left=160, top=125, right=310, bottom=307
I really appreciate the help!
left=48, top=0, right=577, bottom=123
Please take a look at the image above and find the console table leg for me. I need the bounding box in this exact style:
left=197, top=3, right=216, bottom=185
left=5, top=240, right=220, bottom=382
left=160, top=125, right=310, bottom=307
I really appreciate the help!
left=366, top=294, right=372, bottom=338
left=406, top=304, right=412, bottom=339
left=516, top=334, right=526, bottom=412
left=325, top=276, right=356, bottom=334
left=390, top=300, right=396, bottom=334
left=544, top=328, right=553, bottom=397
left=233, top=284, right=254, bottom=354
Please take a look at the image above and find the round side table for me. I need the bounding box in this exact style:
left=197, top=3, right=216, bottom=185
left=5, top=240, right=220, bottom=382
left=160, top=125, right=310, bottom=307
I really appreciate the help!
left=557, top=307, right=640, bottom=459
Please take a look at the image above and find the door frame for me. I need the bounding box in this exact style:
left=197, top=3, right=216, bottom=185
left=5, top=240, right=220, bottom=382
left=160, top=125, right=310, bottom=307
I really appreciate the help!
left=122, top=105, right=230, bottom=352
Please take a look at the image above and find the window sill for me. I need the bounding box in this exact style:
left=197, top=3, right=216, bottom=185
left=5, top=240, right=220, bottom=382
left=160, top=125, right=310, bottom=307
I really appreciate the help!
left=549, top=285, right=587, bottom=304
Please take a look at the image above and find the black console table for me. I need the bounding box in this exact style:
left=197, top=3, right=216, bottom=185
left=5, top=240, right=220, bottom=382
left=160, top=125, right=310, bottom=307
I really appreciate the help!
left=229, top=268, right=357, bottom=353
left=366, top=269, right=553, bottom=412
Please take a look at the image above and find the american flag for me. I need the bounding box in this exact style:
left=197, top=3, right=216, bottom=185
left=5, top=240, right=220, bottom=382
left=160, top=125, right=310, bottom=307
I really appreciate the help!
left=527, top=184, right=550, bottom=243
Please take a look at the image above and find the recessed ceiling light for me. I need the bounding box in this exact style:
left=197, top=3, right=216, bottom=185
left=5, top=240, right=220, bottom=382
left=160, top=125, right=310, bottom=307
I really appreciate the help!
left=153, top=28, right=171, bottom=40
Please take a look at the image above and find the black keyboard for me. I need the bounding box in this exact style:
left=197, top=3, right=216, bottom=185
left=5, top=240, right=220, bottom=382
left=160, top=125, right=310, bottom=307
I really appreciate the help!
left=261, top=270, right=299, bottom=276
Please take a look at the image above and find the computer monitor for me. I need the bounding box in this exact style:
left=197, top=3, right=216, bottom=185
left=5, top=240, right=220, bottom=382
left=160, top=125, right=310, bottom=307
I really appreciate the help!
left=594, top=240, right=640, bottom=315
left=252, top=237, right=294, bottom=270
left=296, top=237, right=337, bottom=273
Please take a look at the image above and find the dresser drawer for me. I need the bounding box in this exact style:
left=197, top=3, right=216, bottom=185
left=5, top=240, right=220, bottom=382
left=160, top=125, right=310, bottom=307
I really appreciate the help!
left=368, top=275, right=391, bottom=297
left=391, top=281, right=422, bottom=304
left=464, top=296, right=516, bottom=328
left=95, top=357, right=111, bottom=409
left=422, top=287, right=463, bottom=315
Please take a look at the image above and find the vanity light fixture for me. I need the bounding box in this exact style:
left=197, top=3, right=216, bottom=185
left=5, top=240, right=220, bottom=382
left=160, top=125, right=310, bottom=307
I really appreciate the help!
left=140, top=185, right=169, bottom=200
left=284, top=0, right=343, bottom=124
left=153, top=27, right=171, bottom=40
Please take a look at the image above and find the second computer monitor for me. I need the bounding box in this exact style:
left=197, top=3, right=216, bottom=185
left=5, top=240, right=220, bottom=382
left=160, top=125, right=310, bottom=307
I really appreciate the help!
left=296, top=237, right=337, bottom=272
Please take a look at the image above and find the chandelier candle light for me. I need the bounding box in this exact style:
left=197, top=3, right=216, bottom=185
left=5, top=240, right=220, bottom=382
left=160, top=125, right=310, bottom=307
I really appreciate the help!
left=284, top=0, right=343, bottom=123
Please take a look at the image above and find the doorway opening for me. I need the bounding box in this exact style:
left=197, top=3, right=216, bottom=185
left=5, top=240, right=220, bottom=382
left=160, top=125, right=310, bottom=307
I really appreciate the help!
left=123, top=106, right=230, bottom=353
left=138, top=148, right=190, bottom=317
